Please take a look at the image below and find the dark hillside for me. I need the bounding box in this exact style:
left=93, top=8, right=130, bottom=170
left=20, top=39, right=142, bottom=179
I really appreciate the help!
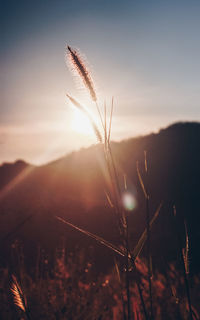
left=0, top=122, right=200, bottom=273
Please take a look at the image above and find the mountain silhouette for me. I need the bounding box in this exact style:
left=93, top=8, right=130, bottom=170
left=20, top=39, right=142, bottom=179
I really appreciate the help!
left=0, top=122, right=200, bottom=274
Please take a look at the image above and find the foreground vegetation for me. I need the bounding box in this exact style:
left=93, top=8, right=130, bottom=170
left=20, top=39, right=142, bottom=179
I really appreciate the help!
left=1, top=46, right=200, bottom=319
left=1, top=245, right=200, bottom=319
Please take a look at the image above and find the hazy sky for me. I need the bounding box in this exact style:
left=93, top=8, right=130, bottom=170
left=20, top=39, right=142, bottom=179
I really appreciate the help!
left=1, top=0, right=200, bottom=164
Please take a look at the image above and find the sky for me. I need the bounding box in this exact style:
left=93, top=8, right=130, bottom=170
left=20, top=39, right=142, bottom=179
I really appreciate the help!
left=1, top=0, right=200, bottom=165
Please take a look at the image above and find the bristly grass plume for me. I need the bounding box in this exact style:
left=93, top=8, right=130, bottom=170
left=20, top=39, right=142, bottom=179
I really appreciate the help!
left=67, top=45, right=97, bottom=102
left=67, top=45, right=105, bottom=134
left=11, top=275, right=27, bottom=313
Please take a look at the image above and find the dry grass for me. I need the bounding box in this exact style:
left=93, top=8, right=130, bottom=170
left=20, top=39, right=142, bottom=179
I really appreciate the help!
left=11, top=275, right=27, bottom=312
left=67, top=45, right=97, bottom=102
left=7, top=45, right=199, bottom=319
left=63, top=45, right=165, bottom=319
left=2, top=247, right=200, bottom=319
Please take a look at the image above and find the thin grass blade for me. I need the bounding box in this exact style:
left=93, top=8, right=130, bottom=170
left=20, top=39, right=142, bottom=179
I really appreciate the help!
left=108, top=97, right=114, bottom=144
left=184, top=219, right=189, bottom=274
left=56, top=216, right=125, bottom=257
left=104, top=190, right=114, bottom=208
left=136, top=161, right=148, bottom=199
left=132, top=202, right=162, bottom=259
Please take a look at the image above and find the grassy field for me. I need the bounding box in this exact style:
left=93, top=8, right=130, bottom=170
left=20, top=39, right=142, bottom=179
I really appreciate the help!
left=1, top=46, right=200, bottom=320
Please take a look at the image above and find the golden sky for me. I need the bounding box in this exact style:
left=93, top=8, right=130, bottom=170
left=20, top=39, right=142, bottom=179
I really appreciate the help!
left=1, top=0, right=200, bottom=164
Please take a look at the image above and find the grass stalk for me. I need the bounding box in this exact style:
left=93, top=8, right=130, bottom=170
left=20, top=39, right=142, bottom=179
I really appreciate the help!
left=146, top=194, right=153, bottom=319
left=145, top=151, right=153, bottom=319
left=99, top=109, right=149, bottom=320
left=125, top=219, right=131, bottom=320
left=66, top=45, right=150, bottom=319
left=173, top=207, right=193, bottom=320
left=114, top=258, right=127, bottom=320
left=137, top=154, right=153, bottom=319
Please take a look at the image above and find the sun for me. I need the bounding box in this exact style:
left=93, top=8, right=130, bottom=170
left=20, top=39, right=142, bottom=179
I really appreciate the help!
left=70, top=109, right=94, bottom=136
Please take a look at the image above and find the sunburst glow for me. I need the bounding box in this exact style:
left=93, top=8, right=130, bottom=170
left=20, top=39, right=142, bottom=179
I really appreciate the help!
left=70, top=109, right=94, bottom=136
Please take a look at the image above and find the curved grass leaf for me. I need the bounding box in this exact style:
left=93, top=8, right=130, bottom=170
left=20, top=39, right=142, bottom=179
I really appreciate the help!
left=132, top=202, right=162, bottom=259
left=56, top=216, right=125, bottom=257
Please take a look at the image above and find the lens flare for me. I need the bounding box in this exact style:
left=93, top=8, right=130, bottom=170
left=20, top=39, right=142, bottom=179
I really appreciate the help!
left=122, top=191, right=137, bottom=211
